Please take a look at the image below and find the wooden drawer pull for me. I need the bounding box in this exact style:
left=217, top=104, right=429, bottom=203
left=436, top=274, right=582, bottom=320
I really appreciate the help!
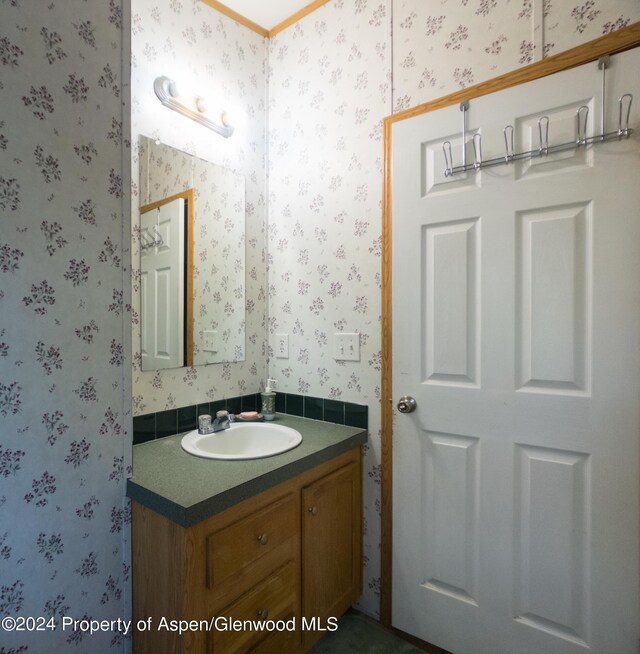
left=257, top=609, right=269, bottom=620
left=308, top=506, right=318, bottom=516
left=257, top=533, right=269, bottom=545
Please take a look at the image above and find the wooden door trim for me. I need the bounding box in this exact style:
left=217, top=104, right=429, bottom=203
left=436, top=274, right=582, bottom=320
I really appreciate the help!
left=379, top=22, right=640, bottom=628
left=141, top=188, right=195, bottom=368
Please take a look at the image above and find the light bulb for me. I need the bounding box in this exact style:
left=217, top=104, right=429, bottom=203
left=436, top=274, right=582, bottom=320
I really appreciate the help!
left=167, top=80, right=179, bottom=97
left=196, top=97, right=208, bottom=113
left=221, top=111, right=231, bottom=126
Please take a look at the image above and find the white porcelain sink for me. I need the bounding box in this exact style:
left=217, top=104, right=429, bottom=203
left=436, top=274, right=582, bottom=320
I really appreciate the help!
left=181, top=422, right=302, bottom=460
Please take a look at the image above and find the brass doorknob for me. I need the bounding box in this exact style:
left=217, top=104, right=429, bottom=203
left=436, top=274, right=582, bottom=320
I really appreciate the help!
left=308, top=506, right=318, bottom=516
left=257, top=533, right=268, bottom=545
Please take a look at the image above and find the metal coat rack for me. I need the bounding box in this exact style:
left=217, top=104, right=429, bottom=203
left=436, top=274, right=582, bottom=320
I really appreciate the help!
left=443, top=57, right=634, bottom=177
left=140, top=208, right=164, bottom=251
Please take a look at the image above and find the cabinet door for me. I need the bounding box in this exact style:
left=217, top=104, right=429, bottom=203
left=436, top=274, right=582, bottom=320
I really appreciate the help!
left=302, top=461, right=362, bottom=627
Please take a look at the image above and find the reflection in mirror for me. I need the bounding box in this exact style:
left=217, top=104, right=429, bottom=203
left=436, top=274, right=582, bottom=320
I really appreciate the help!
left=138, top=136, right=246, bottom=371
left=140, top=191, right=194, bottom=370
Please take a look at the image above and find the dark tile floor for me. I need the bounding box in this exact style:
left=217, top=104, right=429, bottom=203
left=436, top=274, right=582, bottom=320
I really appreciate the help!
left=311, top=613, right=430, bottom=654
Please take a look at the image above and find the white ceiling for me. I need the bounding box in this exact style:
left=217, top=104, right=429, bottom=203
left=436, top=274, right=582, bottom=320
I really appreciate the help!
left=218, top=0, right=314, bottom=30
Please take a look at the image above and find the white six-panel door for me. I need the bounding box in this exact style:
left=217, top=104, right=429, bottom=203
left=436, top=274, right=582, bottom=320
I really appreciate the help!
left=140, top=197, right=185, bottom=371
left=392, top=49, right=640, bottom=654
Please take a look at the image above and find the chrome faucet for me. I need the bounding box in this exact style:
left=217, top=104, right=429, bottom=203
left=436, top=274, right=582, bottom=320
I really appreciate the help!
left=198, top=414, right=213, bottom=435
left=212, top=410, right=233, bottom=433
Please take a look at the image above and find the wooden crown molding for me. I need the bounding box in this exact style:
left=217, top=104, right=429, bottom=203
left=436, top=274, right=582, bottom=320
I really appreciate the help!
left=200, top=0, right=269, bottom=37
left=199, top=0, right=331, bottom=39
left=268, top=0, right=331, bottom=37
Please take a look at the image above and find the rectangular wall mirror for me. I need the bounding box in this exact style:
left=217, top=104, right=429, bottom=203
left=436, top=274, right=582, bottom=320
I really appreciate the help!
left=138, top=136, right=246, bottom=371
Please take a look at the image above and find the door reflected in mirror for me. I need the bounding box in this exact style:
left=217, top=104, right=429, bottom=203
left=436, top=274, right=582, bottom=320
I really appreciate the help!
left=140, top=190, right=194, bottom=370
left=138, top=136, right=245, bottom=371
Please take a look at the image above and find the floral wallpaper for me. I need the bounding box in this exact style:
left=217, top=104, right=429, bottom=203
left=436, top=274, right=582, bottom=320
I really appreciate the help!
left=131, top=0, right=267, bottom=415
left=192, top=154, right=246, bottom=365
left=393, top=0, right=531, bottom=111
left=0, top=0, right=130, bottom=651
left=139, top=136, right=193, bottom=203
left=393, top=0, right=640, bottom=110
left=0, top=1, right=635, bottom=650
left=267, top=0, right=392, bottom=617
left=545, top=0, right=640, bottom=55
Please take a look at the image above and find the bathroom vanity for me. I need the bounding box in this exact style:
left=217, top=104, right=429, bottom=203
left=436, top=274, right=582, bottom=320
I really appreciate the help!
left=127, top=415, right=367, bottom=653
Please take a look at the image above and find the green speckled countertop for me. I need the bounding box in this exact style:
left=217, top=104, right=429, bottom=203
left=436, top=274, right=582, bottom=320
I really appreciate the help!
left=126, top=414, right=367, bottom=527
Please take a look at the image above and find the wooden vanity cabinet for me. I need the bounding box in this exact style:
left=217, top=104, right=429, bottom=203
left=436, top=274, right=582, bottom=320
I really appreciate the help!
left=132, top=447, right=362, bottom=654
left=301, top=461, right=362, bottom=649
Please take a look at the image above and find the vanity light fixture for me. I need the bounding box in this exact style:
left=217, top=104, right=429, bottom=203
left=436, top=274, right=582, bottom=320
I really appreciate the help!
left=153, top=75, right=234, bottom=138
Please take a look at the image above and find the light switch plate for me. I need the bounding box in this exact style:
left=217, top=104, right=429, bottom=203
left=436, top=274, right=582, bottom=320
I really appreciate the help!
left=333, top=332, right=360, bottom=361
left=203, top=330, right=218, bottom=353
left=276, top=333, right=289, bottom=359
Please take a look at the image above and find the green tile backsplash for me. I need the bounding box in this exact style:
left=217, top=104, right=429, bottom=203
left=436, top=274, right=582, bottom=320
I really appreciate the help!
left=133, top=393, right=368, bottom=445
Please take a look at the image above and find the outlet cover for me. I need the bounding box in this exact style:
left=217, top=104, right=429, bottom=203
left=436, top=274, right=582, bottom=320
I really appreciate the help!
left=276, top=333, right=289, bottom=359
left=203, top=330, right=218, bottom=353
left=333, top=333, right=360, bottom=361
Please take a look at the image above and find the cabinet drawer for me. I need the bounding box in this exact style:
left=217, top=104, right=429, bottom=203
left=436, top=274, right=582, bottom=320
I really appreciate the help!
left=206, top=494, right=297, bottom=589
left=210, top=562, right=299, bottom=654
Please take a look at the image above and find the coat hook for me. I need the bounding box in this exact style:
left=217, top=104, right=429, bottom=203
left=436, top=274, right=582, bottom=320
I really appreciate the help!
left=152, top=225, right=164, bottom=248
left=503, top=125, right=514, bottom=163
left=443, top=140, right=453, bottom=177
left=619, top=94, right=633, bottom=137
left=576, top=106, right=589, bottom=145
left=598, top=56, right=610, bottom=139
left=538, top=116, right=549, bottom=155
left=472, top=133, right=482, bottom=170
left=140, top=229, right=153, bottom=250
left=460, top=101, right=469, bottom=169
left=153, top=209, right=164, bottom=248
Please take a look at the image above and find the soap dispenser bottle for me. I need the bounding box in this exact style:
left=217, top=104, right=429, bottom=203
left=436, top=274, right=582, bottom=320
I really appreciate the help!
left=261, top=379, right=277, bottom=421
